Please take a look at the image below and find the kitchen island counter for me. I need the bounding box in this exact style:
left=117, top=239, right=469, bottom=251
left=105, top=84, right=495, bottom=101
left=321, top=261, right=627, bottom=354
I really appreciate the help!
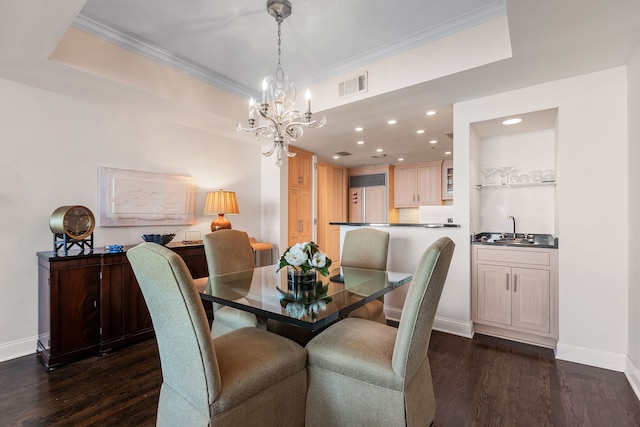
left=329, top=222, right=461, bottom=228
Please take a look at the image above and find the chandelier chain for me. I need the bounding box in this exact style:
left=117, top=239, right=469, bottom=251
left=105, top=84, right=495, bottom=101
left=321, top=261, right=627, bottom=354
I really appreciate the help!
left=276, top=21, right=284, bottom=83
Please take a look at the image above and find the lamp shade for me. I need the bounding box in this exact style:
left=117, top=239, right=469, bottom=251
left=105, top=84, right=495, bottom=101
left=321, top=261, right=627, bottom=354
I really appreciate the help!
left=203, top=189, right=239, bottom=231
left=204, top=190, right=239, bottom=215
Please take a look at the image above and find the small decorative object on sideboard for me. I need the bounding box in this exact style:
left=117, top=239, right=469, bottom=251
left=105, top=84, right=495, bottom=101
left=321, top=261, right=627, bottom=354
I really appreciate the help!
left=141, top=233, right=176, bottom=245
left=49, top=205, right=95, bottom=255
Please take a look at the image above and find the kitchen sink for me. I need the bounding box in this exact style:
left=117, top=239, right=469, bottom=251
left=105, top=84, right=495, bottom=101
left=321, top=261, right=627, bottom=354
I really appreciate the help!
left=492, top=238, right=535, bottom=245
left=473, top=232, right=558, bottom=248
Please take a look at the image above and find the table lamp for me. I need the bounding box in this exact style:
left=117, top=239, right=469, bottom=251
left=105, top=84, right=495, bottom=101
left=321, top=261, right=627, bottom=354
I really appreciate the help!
left=204, top=189, right=239, bottom=231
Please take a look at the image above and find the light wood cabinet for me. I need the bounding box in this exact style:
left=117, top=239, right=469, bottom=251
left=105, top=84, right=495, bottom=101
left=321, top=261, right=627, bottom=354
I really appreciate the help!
left=317, top=161, right=347, bottom=264
left=441, top=159, right=453, bottom=201
left=472, top=245, right=558, bottom=348
left=394, top=161, right=443, bottom=207
left=348, top=165, right=398, bottom=223
left=289, top=147, right=313, bottom=189
left=288, top=147, right=314, bottom=245
left=288, top=187, right=312, bottom=246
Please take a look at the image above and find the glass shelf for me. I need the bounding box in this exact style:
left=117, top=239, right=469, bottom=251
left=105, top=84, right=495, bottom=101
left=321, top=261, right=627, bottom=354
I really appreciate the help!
left=476, top=180, right=556, bottom=190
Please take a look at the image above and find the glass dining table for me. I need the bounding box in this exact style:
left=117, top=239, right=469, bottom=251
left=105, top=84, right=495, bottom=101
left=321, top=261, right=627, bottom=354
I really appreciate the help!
left=197, top=265, right=413, bottom=332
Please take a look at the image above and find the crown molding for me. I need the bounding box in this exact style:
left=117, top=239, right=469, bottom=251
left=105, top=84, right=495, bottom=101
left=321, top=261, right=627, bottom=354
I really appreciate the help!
left=72, top=1, right=505, bottom=98
left=72, top=13, right=254, bottom=99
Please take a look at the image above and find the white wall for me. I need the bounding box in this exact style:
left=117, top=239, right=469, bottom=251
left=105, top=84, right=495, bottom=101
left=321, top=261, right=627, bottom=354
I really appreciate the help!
left=478, top=129, right=556, bottom=234
left=0, top=77, right=261, bottom=361
left=626, top=44, right=640, bottom=396
left=456, top=67, right=629, bottom=371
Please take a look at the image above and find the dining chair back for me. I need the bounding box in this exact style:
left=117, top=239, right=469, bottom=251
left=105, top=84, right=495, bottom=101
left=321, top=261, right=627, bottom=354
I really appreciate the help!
left=305, top=237, right=455, bottom=427
left=203, top=229, right=259, bottom=337
left=341, top=228, right=390, bottom=323
left=127, top=243, right=307, bottom=426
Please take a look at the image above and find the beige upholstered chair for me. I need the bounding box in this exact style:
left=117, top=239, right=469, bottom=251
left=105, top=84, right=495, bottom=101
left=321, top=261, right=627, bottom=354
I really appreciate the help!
left=341, top=228, right=390, bottom=324
left=305, top=237, right=455, bottom=427
left=127, top=243, right=307, bottom=427
left=203, top=230, right=259, bottom=337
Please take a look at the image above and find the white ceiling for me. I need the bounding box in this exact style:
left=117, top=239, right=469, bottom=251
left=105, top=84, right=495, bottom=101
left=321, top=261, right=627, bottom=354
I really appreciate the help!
left=74, top=0, right=640, bottom=168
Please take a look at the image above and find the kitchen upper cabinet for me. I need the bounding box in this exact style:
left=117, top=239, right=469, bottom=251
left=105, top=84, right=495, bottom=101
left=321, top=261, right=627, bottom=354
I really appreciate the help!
left=394, top=161, right=443, bottom=207
left=472, top=245, right=558, bottom=348
left=441, top=159, right=453, bottom=201
left=288, top=147, right=313, bottom=190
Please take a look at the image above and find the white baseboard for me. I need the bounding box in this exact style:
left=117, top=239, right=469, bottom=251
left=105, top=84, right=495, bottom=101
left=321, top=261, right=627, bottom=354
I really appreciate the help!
left=556, top=341, right=627, bottom=372
left=625, top=357, right=640, bottom=401
left=433, top=316, right=474, bottom=338
left=384, top=307, right=474, bottom=339
left=384, top=307, right=403, bottom=323
left=0, top=336, right=37, bottom=363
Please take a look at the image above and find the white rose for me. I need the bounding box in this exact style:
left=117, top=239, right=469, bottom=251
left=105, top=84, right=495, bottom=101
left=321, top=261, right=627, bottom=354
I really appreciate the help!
left=284, top=244, right=308, bottom=267
left=285, top=302, right=307, bottom=319
left=309, top=251, right=327, bottom=269
left=309, top=300, right=327, bottom=315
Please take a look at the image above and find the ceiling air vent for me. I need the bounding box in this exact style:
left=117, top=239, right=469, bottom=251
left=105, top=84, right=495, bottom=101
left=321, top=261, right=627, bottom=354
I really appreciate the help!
left=335, top=151, right=352, bottom=157
left=338, top=72, right=367, bottom=98
left=371, top=153, right=388, bottom=159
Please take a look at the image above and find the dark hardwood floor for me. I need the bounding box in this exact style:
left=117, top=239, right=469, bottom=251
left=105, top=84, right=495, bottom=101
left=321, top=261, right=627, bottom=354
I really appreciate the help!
left=1, top=331, right=639, bottom=426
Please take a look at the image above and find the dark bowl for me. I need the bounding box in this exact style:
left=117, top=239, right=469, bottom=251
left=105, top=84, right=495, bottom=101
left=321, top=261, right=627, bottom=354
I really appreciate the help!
left=141, top=233, right=176, bottom=245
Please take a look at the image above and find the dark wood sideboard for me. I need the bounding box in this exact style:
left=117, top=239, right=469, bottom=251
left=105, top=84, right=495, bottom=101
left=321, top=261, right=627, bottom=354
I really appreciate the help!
left=37, top=243, right=208, bottom=370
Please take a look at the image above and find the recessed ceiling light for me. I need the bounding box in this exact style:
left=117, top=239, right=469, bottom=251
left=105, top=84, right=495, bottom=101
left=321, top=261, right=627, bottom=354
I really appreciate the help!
left=398, top=158, right=404, bottom=162
left=387, top=119, right=397, bottom=125
left=416, top=130, right=425, bottom=134
left=430, top=140, right=438, bottom=144
left=376, top=148, right=383, bottom=153
left=357, top=140, right=365, bottom=145
left=333, top=155, right=340, bottom=159
left=355, top=127, right=364, bottom=132
left=502, top=118, right=522, bottom=125
left=445, top=151, right=452, bottom=155
left=426, top=111, right=436, bottom=116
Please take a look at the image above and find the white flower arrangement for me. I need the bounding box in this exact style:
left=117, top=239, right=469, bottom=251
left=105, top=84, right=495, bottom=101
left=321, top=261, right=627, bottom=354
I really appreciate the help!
left=277, top=241, right=332, bottom=277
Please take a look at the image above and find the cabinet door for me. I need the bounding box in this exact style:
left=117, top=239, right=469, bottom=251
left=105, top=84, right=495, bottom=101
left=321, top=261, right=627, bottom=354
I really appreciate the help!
left=101, top=258, right=153, bottom=350
left=348, top=187, right=363, bottom=223
left=364, top=186, right=387, bottom=223
left=289, top=150, right=312, bottom=189
left=442, top=160, right=453, bottom=201
left=476, top=264, right=512, bottom=326
left=417, top=164, right=442, bottom=205
left=394, top=167, right=417, bottom=207
left=50, top=266, right=101, bottom=356
left=511, top=267, right=551, bottom=333
left=289, top=188, right=312, bottom=245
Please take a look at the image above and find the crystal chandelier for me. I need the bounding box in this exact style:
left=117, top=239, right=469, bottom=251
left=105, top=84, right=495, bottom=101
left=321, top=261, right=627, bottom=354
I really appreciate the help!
left=236, top=0, right=326, bottom=167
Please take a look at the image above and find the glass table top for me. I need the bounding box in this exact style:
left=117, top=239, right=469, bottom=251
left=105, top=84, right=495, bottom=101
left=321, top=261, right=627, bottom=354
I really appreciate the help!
left=198, top=265, right=413, bottom=331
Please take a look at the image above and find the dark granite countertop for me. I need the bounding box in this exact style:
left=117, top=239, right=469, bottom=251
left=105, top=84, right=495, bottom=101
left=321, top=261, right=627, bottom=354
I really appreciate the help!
left=472, top=232, right=558, bottom=248
left=329, top=222, right=461, bottom=228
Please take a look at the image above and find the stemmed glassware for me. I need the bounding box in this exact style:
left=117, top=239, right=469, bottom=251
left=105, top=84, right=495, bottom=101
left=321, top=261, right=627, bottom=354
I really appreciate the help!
left=481, top=168, right=496, bottom=185
left=497, top=166, right=514, bottom=185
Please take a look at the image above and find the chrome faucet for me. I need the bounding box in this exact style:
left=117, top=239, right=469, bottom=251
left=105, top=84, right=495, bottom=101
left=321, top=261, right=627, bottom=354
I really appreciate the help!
left=507, top=216, right=516, bottom=239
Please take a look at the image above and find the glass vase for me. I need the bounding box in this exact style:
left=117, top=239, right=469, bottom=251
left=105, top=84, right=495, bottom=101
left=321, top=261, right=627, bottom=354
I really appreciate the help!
left=287, top=267, right=316, bottom=301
